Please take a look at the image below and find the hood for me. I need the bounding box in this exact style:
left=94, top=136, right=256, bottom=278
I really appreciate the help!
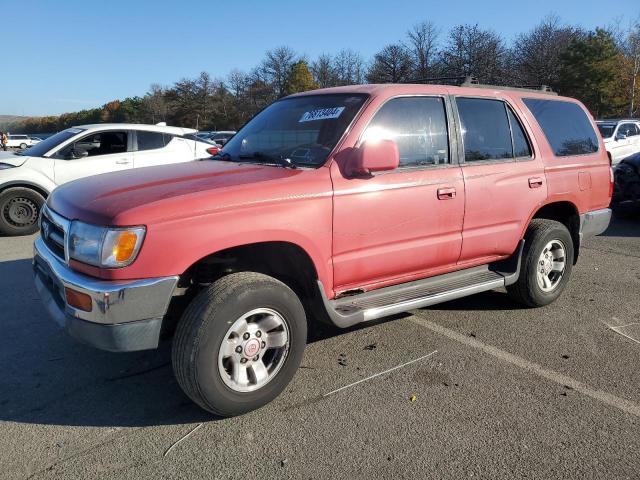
left=48, top=160, right=321, bottom=226
left=0, top=151, right=28, bottom=167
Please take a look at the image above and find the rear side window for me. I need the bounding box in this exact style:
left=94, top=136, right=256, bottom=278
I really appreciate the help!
left=523, top=99, right=598, bottom=156
left=363, top=96, right=450, bottom=167
left=137, top=131, right=172, bottom=151
left=456, top=98, right=514, bottom=161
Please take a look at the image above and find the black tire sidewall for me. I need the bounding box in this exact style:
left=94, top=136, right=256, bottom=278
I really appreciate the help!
left=193, top=279, right=306, bottom=416
left=523, top=223, right=574, bottom=305
left=0, top=188, right=45, bottom=236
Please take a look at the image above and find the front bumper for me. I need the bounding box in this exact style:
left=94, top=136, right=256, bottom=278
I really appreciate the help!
left=579, top=208, right=612, bottom=244
left=33, top=237, right=178, bottom=352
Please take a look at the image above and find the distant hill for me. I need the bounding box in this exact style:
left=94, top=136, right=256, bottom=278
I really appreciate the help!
left=0, top=115, right=27, bottom=123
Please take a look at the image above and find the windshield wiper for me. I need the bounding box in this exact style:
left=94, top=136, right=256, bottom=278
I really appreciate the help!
left=238, top=152, right=297, bottom=169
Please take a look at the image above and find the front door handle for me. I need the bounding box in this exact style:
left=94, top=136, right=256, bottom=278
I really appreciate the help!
left=437, top=187, right=456, bottom=200
left=528, top=177, right=543, bottom=188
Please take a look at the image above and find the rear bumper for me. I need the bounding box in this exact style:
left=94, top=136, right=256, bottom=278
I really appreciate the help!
left=579, top=208, right=611, bottom=244
left=33, top=237, right=178, bottom=352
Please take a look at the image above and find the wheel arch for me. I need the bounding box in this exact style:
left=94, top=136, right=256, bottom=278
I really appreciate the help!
left=529, top=201, right=581, bottom=264
left=0, top=180, right=51, bottom=200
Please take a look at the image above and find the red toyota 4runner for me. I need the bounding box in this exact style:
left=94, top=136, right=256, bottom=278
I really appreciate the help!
left=33, top=83, right=612, bottom=416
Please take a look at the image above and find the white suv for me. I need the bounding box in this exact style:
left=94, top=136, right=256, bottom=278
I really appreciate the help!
left=0, top=123, right=214, bottom=235
left=6, top=134, right=41, bottom=150
left=596, top=119, right=640, bottom=165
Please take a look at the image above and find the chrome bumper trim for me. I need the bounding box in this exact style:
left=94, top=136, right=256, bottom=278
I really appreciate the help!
left=579, top=208, right=612, bottom=243
left=33, top=236, right=178, bottom=326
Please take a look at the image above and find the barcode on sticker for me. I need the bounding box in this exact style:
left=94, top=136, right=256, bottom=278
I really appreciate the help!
left=299, top=107, right=345, bottom=123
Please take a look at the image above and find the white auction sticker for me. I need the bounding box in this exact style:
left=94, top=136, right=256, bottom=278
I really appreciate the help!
left=299, top=107, right=345, bottom=123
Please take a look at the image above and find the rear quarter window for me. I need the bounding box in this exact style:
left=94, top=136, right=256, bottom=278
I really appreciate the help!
left=523, top=99, right=598, bottom=157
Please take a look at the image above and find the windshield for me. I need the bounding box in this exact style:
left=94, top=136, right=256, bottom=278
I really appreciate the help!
left=18, top=128, right=84, bottom=157
left=216, top=94, right=368, bottom=167
left=597, top=124, right=615, bottom=138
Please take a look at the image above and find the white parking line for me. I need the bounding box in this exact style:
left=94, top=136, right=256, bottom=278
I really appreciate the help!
left=410, top=316, right=640, bottom=419
left=322, top=350, right=438, bottom=398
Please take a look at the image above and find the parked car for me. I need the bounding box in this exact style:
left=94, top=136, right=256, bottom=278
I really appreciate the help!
left=596, top=119, right=640, bottom=165
left=611, top=151, right=640, bottom=216
left=0, top=123, right=212, bottom=235
left=206, top=130, right=236, bottom=146
left=33, top=83, right=612, bottom=417
left=5, top=134, right=41, bottom=149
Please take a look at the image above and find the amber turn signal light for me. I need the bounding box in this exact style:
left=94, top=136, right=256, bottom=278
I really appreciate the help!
left=112, top=231, right=139, bottom=263
left=65, top=287, right=93, bottom=312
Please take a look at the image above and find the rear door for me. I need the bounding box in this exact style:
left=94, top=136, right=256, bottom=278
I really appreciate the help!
left=331, top=95, right=465, bottom=291
left=53, top=130, right=133, bottom=185
left=453, top=96, right=547, bottom=264
left=132, top=130, right=186, bottom=167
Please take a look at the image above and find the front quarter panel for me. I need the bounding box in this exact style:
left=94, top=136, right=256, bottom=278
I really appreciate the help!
left=0, top=157, right=56, bottom=193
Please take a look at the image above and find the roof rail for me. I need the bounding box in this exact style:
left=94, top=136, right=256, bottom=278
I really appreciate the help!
left=407, top=75, right=557, bottom=95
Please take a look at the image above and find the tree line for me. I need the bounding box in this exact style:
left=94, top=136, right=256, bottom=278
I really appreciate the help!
left=4, top=14, right=640, bottom=134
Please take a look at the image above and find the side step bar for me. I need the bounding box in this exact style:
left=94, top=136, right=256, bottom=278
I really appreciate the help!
left=319, top=241, right=524, bottom=328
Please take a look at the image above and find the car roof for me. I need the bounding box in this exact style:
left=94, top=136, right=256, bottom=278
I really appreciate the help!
left=75, top=123, right=197, bottom=135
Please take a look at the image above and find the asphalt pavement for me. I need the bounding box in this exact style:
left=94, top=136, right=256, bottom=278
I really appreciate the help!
left=1, top=217, right=639, bottom=479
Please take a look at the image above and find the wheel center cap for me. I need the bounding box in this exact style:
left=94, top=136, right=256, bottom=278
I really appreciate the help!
left=244, top=339, right=261, bottom=357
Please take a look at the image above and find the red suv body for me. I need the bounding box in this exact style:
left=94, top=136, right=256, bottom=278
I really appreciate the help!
left=34, top=83, right=612, bottom=416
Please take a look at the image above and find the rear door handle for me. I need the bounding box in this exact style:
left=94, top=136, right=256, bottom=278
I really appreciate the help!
left=528, top=177, right=543, bottom=188
left=437, top=187, right=456, bottom=200
left=116, top=159, right=131, bottom=165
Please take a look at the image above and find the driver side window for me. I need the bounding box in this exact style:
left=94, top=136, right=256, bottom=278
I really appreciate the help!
left=60, top=131, right=128, bottom=159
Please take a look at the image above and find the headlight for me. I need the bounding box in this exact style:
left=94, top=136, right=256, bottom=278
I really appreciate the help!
left=68, top=221, right=145, bottom=268
left=0, top=163, right=15, bottom=170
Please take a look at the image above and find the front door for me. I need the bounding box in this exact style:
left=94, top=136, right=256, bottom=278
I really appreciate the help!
left=331, top=95, right=465, bottom=292
left=53, top=130, right=133, bottom=185
left=453, top=96, right=547, bottom=264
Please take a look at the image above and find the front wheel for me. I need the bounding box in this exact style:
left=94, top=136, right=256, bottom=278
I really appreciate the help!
left=0, top=187, right=45, bottom=236
left=19, top=143, right=28, bottom=150
left=172, top=272, right=307, bottom=417
left=507, top=219, right=574, bottom=307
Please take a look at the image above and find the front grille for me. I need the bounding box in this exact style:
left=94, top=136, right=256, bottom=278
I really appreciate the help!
left=41, top=208, right=67, bottom=261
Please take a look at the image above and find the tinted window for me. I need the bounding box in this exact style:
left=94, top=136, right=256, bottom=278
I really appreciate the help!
left=363, top=96, right=449, bottom=167
left=619, top=123, right=639, bottom=137
left=597, top=124, right=615, bottom=138
left=523, top=99, right=598, bottom=156
left=137, top=131, right=171, bottom=151
left=507, top=108, right=532, bottom=158
left=457, top=98, right=513, bottom=161
left=63, top=131, right=128, bottom=158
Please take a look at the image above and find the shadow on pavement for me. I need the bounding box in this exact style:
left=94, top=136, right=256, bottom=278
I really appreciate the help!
left=601, top=215, right=640, bottom=238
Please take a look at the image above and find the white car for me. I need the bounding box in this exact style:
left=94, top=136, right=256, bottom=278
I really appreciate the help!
left=596, top=120, right=640, bottom=165
left=6, top=134, right=41, bottom=149
left=0, top=123, right=215, bottom=236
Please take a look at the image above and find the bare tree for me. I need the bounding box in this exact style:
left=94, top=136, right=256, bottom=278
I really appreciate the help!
left=334, top=49, right=365, bottom=85
left=440, top=24, right=506, bottom=84
left=406, top=20, right=440, bottom=81
left=510, top=15, right=583, bottom=88
left=621, top=19, right=640, bottom=116
left=142, top=84, right=168, bottom=123
left=366, top=44, right=413, bottom=83
left=261, top=46, right=298, bottom=97
left=311, top=53, right=337, bottom=88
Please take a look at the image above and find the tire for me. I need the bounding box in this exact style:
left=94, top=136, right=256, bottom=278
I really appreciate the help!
left=0, top=187, right=45, bottom=236
left=507, top=219, right=574, bottom=308
left=172, top=272, right=307, bottom=417
left=19, top=143, right=27, bottom=150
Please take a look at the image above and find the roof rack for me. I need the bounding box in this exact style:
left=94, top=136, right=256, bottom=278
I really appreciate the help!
left=409, top=75, right=558, bottom=95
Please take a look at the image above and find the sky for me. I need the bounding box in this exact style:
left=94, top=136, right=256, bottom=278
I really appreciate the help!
left=2, top=0, right=639, bottom=116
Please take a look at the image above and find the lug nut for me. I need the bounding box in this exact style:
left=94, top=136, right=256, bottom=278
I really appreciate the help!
left=261, top=341, right=266, bottom=349
left=240, top=358, right=247, bottom=364
left=253, top=355, right=259, bottom=361
left=235, top=346, right=242, bottom=353
left=256, top=331, right=262, bottom=338
left=243, top=332, right=250, bottom=340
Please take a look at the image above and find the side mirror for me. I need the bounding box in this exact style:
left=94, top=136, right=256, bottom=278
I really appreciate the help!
left=68, top=148, right=88, bottom=160
left=346, top=139, right=399, bottom=177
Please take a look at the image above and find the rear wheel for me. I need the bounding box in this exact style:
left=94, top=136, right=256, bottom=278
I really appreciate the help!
left=172, top=272, right=307, bottom=417
left=507, top=219, right=574, bottom=307
left=0, top=187, right=45, bottom=236
left=19, top=142, right=27, bottom=150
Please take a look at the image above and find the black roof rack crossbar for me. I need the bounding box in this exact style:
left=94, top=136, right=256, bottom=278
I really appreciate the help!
left=401, top=75, right=557, bottom=95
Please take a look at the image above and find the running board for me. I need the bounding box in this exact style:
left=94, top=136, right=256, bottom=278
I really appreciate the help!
left=319, top=241, right=523, bottom=328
